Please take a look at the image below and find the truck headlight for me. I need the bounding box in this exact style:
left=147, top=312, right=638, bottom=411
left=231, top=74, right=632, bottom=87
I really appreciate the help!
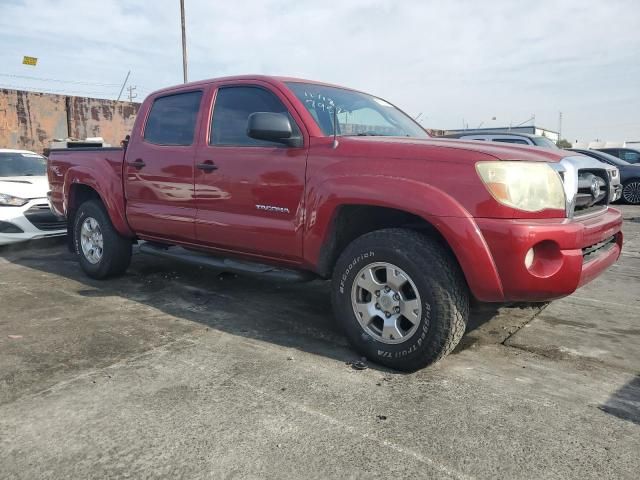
left=476, top=161, right=565, bottom=212
left=0, top=193, right=28, bottom=207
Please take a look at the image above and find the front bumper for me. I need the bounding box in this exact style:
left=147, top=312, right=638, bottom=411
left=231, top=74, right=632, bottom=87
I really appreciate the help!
left=0, top=198, right=66, bottom=246
left=475, top=207, right=623, bottom=302
left=612, top=184, right=622, bottom=202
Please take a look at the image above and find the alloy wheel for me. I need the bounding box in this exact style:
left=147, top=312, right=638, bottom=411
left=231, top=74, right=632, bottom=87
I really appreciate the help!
left=80, top=217, right=104, bottom=264
left=623, top=181, right=640, bottom=204
left=351, top=262, right=422, bottom=344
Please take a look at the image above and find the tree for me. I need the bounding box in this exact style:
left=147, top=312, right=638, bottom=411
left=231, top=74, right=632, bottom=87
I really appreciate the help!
left=556, top=138, right=572, bottom=148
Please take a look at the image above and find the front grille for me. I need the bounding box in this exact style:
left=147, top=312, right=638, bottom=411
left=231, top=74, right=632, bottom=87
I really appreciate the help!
left=24, top=204, right=66, bottom=231
left=574, top=169, right=609, bottom=216
left=582, top=235, right=616, bottom=263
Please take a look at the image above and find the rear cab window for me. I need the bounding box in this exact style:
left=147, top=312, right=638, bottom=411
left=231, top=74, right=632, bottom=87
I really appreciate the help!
left=144, top=91, right=203, bottom=145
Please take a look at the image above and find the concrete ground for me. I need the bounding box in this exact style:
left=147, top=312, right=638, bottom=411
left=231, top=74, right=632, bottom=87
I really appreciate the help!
left=1, top=206, right=639, bottom=480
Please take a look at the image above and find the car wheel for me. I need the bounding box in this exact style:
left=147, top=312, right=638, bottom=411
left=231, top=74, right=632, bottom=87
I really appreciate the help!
left=74, top=199, right=132, bottom=279
left=622, top=180, right=640, bottom=205
left=331, top=228, right=469, bottom=371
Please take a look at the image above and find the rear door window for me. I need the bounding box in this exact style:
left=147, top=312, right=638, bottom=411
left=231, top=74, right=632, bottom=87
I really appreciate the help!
left=621, top=150, right=640, bottom=163
left=144, top=91, right=203, bottom=146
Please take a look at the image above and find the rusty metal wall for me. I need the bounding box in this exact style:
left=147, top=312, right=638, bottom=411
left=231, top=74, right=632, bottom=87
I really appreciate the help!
left=0, top=89, right=140, bottom=153
left=67, top=96, right=139, bottom=145
left=0, top=89, right=68, bottom=153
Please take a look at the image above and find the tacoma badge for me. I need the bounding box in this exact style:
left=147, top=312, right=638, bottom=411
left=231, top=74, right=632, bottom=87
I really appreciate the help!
left=256, top=204, right=290, bottom=214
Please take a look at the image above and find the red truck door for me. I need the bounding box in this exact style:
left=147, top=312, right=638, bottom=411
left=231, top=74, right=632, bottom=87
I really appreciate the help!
left=193, top=83, right=308, bottom=262
left=124, top=90, right=203, bottom=243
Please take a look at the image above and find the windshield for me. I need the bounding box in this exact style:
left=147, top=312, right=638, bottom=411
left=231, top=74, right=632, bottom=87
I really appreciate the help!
left=532, top=136, right=559, bottom=149
left=0, top=152, right=47, bottom=177
left=286, top=82, right=429, bottom=138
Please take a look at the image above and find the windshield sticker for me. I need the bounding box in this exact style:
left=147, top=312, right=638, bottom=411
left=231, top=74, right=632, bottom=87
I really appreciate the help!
left=302, top=91, right=338, bottom=113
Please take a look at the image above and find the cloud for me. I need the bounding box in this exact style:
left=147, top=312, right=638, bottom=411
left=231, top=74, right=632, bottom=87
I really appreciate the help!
left=0, top=0, right=638, bottom=141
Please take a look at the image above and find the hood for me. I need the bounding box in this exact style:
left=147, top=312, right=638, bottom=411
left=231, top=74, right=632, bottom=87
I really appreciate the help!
left=620, top=163, right=640, bottom=173
left=0, top=176, right=50, bottom=200
left=339, top=136, right=570, bottom=163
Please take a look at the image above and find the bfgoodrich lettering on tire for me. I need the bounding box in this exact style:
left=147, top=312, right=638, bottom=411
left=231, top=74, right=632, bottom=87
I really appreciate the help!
left=331, top=228, right=469, bottom=371
left=74, top=199, right=132, bottom=279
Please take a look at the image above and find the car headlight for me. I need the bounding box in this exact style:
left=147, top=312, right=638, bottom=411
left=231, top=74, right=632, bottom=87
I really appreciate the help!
left=0, top=193, right=29, bottom=206
left=476, top=161, right=565, bottom=212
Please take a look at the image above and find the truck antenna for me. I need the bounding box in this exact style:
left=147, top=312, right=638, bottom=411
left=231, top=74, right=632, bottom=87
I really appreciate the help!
left=332, top=102, right=339, bottom=149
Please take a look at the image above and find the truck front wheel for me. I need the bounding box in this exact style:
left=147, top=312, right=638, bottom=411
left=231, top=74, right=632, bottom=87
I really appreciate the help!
left=332, top=228, right=469, bottom=371
left=73, top=199, right=132, bottom=279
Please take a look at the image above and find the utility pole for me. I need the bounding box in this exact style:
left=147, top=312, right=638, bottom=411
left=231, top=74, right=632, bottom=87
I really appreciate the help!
left=180, top=0, right=188, bottom=83
left=558, top=111, right=563, bottom=140
left=116, top=70, right=130, bottom=101
left=127, top=85, right=137, bottom=102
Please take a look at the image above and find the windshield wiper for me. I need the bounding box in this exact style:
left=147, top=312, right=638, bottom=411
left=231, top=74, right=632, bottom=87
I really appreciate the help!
left=335, top=132, right=387, bottom=137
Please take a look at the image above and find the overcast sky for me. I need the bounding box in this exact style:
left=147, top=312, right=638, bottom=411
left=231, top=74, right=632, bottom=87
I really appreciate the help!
left=1, top=0, right=638, bottom=142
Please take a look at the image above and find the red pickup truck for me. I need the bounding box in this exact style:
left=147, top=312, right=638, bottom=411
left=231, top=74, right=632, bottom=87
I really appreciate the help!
left=48, top=75, right=623, bottom=370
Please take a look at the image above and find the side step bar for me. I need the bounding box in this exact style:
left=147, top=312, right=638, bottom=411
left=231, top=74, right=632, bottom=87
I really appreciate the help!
left=138, top=242, right=317, bottom=283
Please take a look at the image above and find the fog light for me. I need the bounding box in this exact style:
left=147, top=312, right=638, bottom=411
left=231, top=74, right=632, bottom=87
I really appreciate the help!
left=0, top=221, right=24, bottom=233
left=524, top=248, right=535, bottom=269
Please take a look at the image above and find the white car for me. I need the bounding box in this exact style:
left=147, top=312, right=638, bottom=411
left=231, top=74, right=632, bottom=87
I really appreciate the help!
left=0, top=149, right=66, bottom=246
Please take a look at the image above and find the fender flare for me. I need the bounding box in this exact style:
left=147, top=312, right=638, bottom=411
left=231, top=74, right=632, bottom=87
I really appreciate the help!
left=64, top=166, right=134, bottom=238
left=305, top=175, right=505, bottom=302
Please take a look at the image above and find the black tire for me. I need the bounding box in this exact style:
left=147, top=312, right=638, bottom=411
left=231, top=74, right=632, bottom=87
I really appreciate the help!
left=331, top=228, right=469, bottom=371
left=622, top=179, right=640, bottom=205
left=73, top=199, right=132, bottom=279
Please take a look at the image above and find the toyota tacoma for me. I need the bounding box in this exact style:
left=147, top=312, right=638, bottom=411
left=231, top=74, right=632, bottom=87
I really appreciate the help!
left=47, top=76, right=623, bottom=371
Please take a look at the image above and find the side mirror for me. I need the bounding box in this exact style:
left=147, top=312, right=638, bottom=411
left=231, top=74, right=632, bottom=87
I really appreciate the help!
left=247, top=112, right=301, bottom=147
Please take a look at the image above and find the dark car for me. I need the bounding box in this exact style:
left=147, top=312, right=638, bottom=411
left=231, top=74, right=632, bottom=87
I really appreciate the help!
left=569, top=148, right=640, bottom=204
left=595, top=147, right=640, bottom=164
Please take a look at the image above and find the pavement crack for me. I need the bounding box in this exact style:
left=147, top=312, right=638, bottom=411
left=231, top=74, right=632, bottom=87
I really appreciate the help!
left=500, top=302, right=549, bottom=346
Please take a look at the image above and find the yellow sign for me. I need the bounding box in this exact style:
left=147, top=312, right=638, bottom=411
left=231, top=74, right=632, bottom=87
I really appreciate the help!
left=22, top=56, right=38, bottom=66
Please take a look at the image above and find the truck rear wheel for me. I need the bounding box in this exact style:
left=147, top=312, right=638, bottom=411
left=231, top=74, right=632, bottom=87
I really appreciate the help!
left=331, top=228, right=469, bottom=371
left=73, top=199, right=132, bottom=279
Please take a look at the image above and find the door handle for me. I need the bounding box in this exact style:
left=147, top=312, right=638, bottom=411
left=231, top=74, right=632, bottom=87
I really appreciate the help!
left=197, top=162, right=218, bottom=172
left=129, top=158, right=146, bottom=169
